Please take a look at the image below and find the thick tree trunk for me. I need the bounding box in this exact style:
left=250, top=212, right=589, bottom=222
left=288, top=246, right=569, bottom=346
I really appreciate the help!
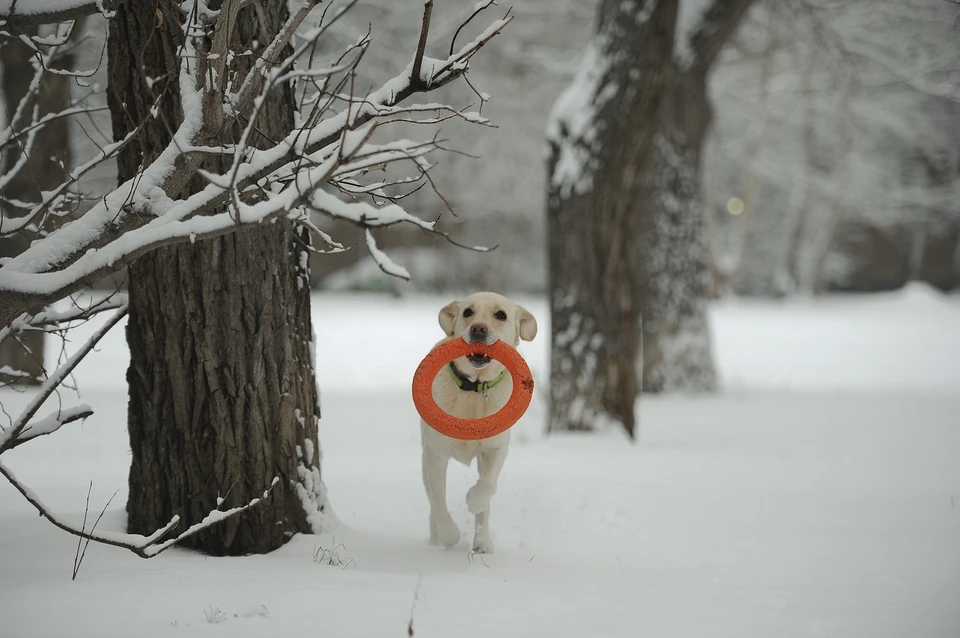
left=0, top=26, right=72, bottom=384
left=546, top=0, right=752, bottom=437
left=109, top=0, right=325, bottom=555
left=637, top=67, right=716, bottom=393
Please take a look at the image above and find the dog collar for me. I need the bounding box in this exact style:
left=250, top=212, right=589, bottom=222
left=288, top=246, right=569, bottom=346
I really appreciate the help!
left=448, top=362, right=505, bottom=394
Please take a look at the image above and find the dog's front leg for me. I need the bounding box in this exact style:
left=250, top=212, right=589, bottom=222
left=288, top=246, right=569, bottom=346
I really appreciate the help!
left=422, top=447, right=460, bottom=548
left=467, top=446, right=507, bottom=514
left=469, top=446, right=508, bottom=553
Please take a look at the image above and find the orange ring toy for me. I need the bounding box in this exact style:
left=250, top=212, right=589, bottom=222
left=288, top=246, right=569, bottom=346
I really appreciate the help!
left=412, top=339, right=534, bottom=441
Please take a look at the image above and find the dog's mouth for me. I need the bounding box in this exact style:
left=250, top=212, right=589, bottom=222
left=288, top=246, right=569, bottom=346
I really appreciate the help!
left=466, top=353, right=492, bottom=368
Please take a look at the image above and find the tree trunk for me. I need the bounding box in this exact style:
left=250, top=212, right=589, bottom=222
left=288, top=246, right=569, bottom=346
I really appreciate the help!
left=0, top=26, right=72, bottom=384
left=109, top=0, right=325, bottom=555
left=546, top=0, right=752, bottom=437
left=636, top=68, right=717, bottom=393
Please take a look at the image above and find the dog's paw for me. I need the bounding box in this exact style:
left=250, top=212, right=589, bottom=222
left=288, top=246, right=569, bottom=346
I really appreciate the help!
left=430, top=516, right=461, bottom=548
left=472, top=534, right=494, bottom=554
left=466, top=483, right=494, bottom=514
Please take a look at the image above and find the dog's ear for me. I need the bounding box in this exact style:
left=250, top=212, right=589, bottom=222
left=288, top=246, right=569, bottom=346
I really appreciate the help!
left=438, top=301, right=460, bottom=336
left=516, top=305, right=538, bottom=342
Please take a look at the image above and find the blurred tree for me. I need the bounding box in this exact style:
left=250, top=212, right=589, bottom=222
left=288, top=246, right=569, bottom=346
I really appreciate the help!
left=545, top=0, right=753, bottom=437
left=704, top=0, right=960, bottom=296
left=0, top=27, right=73, bottom=385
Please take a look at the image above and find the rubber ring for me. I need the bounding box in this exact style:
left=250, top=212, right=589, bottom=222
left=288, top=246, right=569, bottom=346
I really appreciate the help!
left=412, top=339, right=534, bottom=441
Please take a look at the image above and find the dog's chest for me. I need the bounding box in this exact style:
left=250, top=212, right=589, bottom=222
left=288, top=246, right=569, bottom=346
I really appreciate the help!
left=428, top=375, right=512, bottom=465
left=449, top=439, right=482, bottom=465
left=435, top=379, right=512, bottom=420
left=433, top=374, right=513, bottom=419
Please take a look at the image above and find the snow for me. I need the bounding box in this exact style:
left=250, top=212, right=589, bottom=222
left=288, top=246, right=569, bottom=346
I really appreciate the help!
left=0, top=0, right=107, bottom=18
left=675, top=0, right=713, bottom=70
left=1, top=286, right=959, bottom=636
left=364, top=229, right=411, bottom=280
left=545, top=34, right=614, bottom=198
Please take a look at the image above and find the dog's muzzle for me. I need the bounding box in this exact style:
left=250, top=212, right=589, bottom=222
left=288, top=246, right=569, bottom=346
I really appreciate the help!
left=462, top=323, right=496, bottom=367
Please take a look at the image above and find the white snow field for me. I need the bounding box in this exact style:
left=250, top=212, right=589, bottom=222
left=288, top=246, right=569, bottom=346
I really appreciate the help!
left=1, top=284, right=959, bottom=637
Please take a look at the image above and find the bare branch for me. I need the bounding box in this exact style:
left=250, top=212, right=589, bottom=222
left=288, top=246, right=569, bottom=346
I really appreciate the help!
left=411, top=0, right=434, bottom=88
left=449, top=0, right=497, bottom=56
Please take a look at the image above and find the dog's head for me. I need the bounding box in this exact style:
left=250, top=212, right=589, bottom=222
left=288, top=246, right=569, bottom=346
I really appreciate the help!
left=438, top=292, right=537, bottom=373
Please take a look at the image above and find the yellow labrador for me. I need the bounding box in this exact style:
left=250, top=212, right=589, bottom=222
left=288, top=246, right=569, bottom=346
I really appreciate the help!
left=420, top=292, right=537, bottom=553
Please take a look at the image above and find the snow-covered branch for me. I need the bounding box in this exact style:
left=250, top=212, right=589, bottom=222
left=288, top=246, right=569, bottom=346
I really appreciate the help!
left=2, top=405, right=93, bottom=450
left=0, top=0, right=124, bottom=27
left=0, top=304, right=126, bottom=454
left=0, top=0, right=510, bottom=330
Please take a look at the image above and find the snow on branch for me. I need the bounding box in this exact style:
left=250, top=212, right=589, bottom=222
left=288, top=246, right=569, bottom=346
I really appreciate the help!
left=0, top=0, right=124, bottom=27
left=0, top=294, right=128, bottom=353
left=0, top=0, right=511, bottom=330
left=3, top=405, right=93, bottom=449
left=677, top=0, right=755, bottom=72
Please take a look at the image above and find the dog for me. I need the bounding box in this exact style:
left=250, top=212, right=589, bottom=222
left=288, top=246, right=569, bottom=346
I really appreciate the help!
left=420, top=292, right=537, bottom=553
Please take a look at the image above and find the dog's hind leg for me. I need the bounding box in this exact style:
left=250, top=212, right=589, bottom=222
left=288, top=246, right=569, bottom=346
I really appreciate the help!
left=422, top=446, right=460, bottom=548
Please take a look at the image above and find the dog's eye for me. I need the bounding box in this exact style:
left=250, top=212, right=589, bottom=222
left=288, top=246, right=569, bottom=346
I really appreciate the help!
left=494, top=310, right=507, bottom=321
left=463, top=308, right=474, bottom=318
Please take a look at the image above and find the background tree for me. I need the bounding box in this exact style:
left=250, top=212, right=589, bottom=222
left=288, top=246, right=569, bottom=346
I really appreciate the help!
left=0, top=25, right=75, bottom=385
left=705, top=0, right=960, bottom=297
left=546, top=0, right=753, bottom=437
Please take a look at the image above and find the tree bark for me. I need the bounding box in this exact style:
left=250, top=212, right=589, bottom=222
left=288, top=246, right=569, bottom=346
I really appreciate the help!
left=636, top=67, right=716, bottom=394
left=0, top=26, right=73, bottom=384
left=546, top=0, right=675, bottom=437
left=110, top=0, right=325, bottom=555
left=546, top=0, right=752, bottom=437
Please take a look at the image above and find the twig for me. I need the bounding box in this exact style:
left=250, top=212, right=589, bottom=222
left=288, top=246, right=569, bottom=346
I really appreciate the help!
left=449, top=0, right=497, bottom=56
left=411, top=0, right=434, bottom=88
left=72, top=483, right=117, bottom=580
left=72, top=482, right=93, bottom=580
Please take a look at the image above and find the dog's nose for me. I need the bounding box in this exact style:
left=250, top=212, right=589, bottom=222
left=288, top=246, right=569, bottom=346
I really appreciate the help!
left=469, top=323, right=489, bottom=340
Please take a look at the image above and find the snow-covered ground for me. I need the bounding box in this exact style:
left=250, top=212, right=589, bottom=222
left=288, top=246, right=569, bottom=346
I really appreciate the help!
left=1, top=285, right=959, bottom=637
